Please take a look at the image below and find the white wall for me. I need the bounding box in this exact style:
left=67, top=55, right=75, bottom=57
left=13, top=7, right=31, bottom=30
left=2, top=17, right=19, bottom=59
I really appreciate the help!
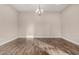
left=61, top=5, right=79, bottom=45
left=19, top=12, right=61, bottom=38
left=0, top=5, right=18, bottom=45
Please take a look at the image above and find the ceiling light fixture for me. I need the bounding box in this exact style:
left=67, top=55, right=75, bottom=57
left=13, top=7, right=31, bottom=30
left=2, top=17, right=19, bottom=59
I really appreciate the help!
left=35, top=4, right=44, bottom=16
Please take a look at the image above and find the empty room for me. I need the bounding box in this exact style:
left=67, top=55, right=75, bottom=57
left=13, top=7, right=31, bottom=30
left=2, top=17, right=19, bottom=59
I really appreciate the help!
left=0, top=4, right=79, bottom=55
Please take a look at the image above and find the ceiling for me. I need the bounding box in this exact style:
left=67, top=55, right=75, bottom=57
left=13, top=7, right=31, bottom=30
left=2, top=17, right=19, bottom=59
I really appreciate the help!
left=11, top=4, right=68, bottom=12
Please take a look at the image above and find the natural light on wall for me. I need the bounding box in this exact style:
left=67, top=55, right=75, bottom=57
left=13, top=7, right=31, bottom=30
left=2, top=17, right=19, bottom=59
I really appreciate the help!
left=26, top=23, right=35, bottom=38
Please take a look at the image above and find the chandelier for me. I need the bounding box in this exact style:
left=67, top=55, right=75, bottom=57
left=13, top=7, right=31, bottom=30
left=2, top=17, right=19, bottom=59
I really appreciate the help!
left=35, top=4, right=44, bottom=16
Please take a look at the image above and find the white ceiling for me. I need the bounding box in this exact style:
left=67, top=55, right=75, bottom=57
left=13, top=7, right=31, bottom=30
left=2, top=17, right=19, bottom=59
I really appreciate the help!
left=11, top=4, right=68, bottom=12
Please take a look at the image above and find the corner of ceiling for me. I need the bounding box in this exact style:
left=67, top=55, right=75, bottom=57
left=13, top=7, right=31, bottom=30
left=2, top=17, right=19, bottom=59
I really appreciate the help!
left=60, top=5, right=72, bottom=14
left=8, top=4, right=20, bottom=13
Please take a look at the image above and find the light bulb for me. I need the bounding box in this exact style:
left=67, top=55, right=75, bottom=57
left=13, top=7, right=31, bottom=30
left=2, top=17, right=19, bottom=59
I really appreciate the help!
left=35, top=8, right=39, bottom=13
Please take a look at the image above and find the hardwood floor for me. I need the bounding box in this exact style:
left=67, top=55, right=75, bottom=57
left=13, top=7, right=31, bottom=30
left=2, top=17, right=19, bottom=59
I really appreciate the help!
left=0, top=38, right=79, bottom=55
left=35, top=38, right=79, bottom=55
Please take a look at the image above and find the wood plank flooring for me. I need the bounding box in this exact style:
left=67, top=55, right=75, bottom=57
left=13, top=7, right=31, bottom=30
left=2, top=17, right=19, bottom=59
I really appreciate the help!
left=0, top=38, right=79, bottom=55
left=35, top=38, right=79, bottom=55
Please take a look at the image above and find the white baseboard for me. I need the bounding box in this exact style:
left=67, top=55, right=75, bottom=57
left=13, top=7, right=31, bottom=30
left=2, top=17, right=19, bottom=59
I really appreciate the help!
left=18, top=35, right=61, bottom=38
left=0, top=36, right=18, bottom=46
left=1, top=35, right=78, bottom=46
left=34, top=36, right=61, bottom=38
left=62, top=36, right=79, bottom=45
left=18, top=36, right=34, bottom=38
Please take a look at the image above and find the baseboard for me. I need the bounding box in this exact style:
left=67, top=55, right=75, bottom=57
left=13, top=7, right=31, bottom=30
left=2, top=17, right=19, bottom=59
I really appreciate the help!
left=18, top=35, right=61, bottom=38
left=1, top=35, right=78, bottom=46
left=18, top=36, right=34, bottom=38
left=34, top=36, right=61, bottom=38
left=62, top=36, right=79, bottom=45
left=0, top=36, right=18, bottom=46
